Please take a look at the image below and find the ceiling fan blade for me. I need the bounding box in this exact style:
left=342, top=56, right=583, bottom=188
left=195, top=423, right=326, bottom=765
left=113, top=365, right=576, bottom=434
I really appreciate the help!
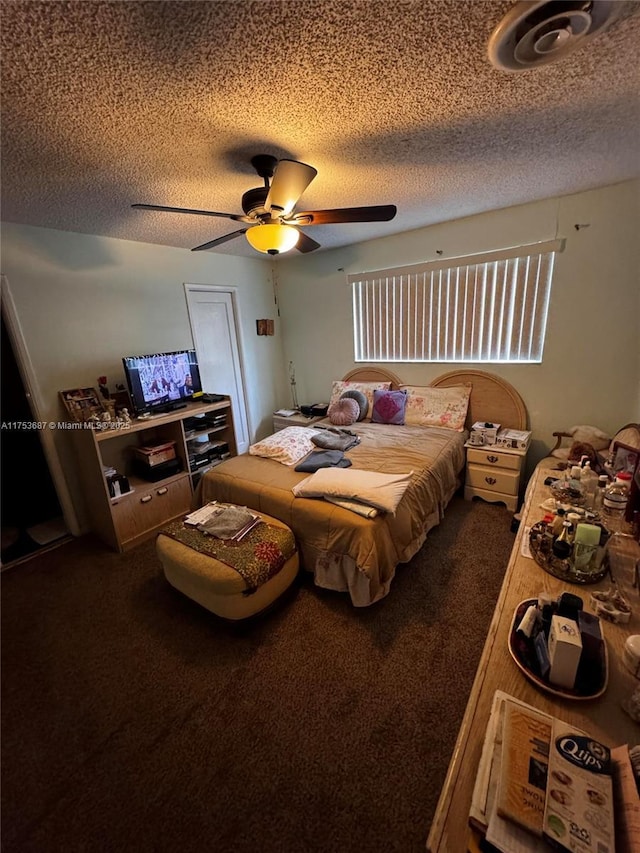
left=287, top=205, right=397, bottom=226
left=265, top=159, right=318, bottom=217
left=191, top=229, right=248, bottom=252
left=132, top=203, right=251, bottom=223
left=295, top=230, right=321, bottom=254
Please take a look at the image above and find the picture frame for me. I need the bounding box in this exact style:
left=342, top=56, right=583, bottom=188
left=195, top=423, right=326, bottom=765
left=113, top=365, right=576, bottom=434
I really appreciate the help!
left=611, top=441, right=640, bottom=478
left=59, top=387, right=105, bottom=423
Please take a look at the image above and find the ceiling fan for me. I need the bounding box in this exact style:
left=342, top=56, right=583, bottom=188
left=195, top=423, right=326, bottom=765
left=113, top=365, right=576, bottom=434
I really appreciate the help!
left=132, top=154, right=397, bottom=255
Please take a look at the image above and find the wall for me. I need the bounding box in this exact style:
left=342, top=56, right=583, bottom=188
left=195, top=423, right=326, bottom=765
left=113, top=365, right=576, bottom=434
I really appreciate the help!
left=0, top=223, right=287, bottom=529
left=276, top=180, right=640, bottom=472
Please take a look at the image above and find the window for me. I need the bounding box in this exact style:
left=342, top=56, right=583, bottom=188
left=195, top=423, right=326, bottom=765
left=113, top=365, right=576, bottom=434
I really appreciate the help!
left=349, top=239, right=563, bottom=363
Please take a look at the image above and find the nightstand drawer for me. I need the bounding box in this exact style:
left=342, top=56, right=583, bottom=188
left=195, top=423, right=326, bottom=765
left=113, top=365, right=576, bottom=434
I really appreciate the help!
left=466, top=463, right=520, bottom=496
left=466, top=447, right=521, bottom=470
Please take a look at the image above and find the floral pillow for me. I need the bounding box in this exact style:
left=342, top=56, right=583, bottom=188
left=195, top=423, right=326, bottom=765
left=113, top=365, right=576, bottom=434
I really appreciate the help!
left=400, top=384, right=471, bottom=431
left=329, top=380, right=392, bottom=416
left=371, top=389, right=407, bottom=425
left=249, top=426, right=320, bottom=466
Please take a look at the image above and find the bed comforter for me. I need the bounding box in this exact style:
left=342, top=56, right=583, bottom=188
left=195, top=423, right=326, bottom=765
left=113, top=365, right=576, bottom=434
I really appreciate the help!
left=196, top=423, right=466, bottom=606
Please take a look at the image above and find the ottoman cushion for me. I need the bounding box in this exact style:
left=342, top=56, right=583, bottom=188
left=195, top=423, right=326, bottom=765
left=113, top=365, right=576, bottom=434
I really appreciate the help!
left=156, top=508, right=298, bottom=620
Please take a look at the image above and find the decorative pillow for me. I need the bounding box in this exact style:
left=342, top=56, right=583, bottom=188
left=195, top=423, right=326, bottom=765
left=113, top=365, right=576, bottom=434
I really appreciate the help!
left=551, top=425, right=610, bottom=460
left=400, top=384, right=471, bottom=431
left=340, top=389, right=368, bottom=421
left=292, top=468, right=413, bottom=514
left=328, top=397, right=360, bottom=426
left=329, top=381, right=392, bottom=416
left=249, top=426, right=320, bottom=466
left=371, top=389, right=407, bottom=425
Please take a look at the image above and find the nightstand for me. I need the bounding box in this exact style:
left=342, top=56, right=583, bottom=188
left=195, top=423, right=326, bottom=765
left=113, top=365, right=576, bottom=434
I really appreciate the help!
left=272, top=412, right=325, bottom=432
left=464, top=443, right=527, bottom=512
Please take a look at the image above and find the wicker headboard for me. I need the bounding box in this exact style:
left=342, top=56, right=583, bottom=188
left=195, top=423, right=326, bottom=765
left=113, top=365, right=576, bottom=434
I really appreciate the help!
left=429, top=369, right=527, bottom=431
left=342, top=367, right=527, bottom=431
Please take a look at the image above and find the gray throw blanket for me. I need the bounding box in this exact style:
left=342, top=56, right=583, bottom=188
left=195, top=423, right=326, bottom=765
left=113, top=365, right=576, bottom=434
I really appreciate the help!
left=311, top=426, right=360, bottom=452
left=295, top=449, right=352, bottom=473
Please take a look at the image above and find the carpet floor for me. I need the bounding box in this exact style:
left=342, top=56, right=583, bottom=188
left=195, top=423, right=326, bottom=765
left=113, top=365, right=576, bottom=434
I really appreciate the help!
left=1, top=494, right=515, bottom=853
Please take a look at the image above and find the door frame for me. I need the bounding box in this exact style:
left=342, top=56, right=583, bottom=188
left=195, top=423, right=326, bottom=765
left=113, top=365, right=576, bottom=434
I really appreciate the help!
left=0, top=275, right=80, bottom=536
left=183, top=284, right=251, bottom=453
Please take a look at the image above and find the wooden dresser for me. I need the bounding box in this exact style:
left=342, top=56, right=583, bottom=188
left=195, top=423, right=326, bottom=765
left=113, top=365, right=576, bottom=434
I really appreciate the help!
left=427, top=460, right=640, bottom=852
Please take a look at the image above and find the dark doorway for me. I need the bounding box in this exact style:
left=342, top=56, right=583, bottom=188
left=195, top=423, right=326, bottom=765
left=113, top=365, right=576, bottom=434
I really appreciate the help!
left=1, top=314, right=68, bottom=566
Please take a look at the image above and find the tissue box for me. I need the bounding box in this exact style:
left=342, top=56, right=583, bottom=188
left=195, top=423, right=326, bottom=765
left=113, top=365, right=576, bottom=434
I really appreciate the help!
left=496, top=428, right=532, bottom=450
left=548, top=615, right=582, bottom=690
left=470, top=422, right=501, bottom=445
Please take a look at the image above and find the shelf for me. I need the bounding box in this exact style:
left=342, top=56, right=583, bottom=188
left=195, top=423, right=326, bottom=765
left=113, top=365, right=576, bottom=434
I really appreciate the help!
left=73, top=398, right=237, bottom=551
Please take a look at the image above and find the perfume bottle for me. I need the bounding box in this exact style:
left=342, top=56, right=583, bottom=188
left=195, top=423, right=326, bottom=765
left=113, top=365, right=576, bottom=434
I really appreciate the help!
left=553, top=521, right=573, bottom=559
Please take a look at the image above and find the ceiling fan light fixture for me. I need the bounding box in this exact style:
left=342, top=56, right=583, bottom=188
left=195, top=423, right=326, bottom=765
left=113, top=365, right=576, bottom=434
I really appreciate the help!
left=246, top=223, right=299, bottom=255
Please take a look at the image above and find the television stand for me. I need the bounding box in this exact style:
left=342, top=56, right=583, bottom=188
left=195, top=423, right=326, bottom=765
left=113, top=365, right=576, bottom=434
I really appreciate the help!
left=71, top=398, right=237, bottom=552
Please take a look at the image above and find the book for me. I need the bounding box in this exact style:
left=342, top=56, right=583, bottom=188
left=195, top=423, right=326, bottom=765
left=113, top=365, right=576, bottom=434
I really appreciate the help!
left=543, top=719, right=614, bottom=852
left=495, top=702, right=551, bottom=836
left=183, top=502, right=220, bottom=528
left=473, top=692, right=622, bottom=853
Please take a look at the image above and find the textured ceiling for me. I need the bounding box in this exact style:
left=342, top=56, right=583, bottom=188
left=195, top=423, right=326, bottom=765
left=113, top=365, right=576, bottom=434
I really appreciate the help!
left=1, top=0, right=639, bottom=258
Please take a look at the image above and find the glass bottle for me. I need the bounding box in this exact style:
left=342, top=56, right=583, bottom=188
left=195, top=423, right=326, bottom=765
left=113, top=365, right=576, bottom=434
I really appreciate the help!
left=553, top=521, right=573, bottom=559
left=551, top=507, right=566, bottom=537
left=604, top=472, right=632, bottom=533
left=580, top=461, right=598, bottom=509
left=594, top=475, right=608, bottom=512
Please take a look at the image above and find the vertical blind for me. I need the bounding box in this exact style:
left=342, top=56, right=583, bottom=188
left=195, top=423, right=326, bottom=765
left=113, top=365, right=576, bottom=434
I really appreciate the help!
left=349, top=240, right=564, bottom=363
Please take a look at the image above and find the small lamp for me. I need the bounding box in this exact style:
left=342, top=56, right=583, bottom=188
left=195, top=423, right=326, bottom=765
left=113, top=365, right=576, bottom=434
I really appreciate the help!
left=246, top=223, right=299, bottom=255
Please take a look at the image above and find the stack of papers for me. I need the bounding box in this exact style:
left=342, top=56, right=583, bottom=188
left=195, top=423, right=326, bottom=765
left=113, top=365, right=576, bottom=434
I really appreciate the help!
left=469, top=691, right=636, bottom=853
left=184, top=502, right=261, bottom=541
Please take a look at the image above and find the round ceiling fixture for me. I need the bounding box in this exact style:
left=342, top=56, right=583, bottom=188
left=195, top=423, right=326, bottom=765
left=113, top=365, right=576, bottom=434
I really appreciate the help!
left=488, top=1, right=623, bottom=71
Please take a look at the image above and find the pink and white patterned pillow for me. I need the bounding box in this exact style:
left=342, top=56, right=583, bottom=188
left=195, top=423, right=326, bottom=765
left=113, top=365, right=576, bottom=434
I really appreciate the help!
left=329, top=380, right=392, bottom=416
left=400, top=384, right=471, bottom=431
left=249, top=426, right=320, bottom=466
left=328, top=397, right=360, bottom=426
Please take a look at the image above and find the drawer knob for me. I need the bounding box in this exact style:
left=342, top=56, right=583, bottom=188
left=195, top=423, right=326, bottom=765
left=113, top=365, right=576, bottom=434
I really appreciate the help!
left=486, top=455, right=499, bottom=463
left=140, top=495, right=153, bottom=504
left=485, top=476, right=497, bottom=485
left=156, top=487, right=168, bottom=496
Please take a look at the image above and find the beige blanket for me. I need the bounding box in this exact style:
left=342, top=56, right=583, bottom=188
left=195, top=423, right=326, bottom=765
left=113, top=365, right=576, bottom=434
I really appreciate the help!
left=196, top=423, right=466, bottom=606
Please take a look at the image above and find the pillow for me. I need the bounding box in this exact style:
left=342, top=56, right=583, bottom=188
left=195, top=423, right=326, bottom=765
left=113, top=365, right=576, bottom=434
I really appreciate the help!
left=292, top=468, right=413, bottom=514
left=400, top=384, right=471, bottom=431
left=329, top=380, right=392, bottom=416
left=249, top=426, right=320, bottom=466
left=340, top=389, right=368, bottom=421
left=371, top=389, right=407, bottom=425
left=551, top=425, right=610, bottom=460
left=328, top=397, right=360, bottom=426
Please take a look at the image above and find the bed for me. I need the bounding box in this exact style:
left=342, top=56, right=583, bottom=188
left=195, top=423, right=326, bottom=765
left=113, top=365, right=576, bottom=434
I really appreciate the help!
left=196, top=368, right=528, bottom=606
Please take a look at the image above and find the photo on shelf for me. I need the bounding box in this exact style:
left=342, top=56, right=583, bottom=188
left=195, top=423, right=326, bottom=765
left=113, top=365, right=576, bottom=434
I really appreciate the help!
left=59, top=387, right=105, bottom=423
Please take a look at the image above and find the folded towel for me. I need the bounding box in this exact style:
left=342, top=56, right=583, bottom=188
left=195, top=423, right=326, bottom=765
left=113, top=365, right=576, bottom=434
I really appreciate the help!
left=295, top=450, right=352, bottom=473
left=325, top=497, right=379, bottom=518
left=198, top=505, right=255, bottom=539
left=311, top=430, right=360, bottom=451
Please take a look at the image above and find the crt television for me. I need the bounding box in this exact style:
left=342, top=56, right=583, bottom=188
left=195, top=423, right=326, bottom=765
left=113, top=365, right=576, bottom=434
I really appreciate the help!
left=122, top=349, right=202, bottom=415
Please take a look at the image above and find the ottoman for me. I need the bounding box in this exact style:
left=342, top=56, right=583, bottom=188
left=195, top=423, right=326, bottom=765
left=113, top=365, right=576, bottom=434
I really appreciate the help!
left=156, top=509, right=299, bottom=620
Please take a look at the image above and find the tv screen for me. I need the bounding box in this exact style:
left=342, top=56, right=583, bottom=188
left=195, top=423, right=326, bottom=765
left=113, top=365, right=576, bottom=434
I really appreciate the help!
left=122, top=350, right=202, bottom=415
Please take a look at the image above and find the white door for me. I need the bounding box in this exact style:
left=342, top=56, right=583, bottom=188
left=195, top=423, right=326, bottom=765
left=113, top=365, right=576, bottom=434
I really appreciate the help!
left=184, top=286, right=250, bottom=454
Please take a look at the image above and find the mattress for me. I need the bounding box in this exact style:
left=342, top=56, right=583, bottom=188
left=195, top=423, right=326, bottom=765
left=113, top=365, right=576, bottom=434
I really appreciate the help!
left=196, top=422, right=466, bottom=606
